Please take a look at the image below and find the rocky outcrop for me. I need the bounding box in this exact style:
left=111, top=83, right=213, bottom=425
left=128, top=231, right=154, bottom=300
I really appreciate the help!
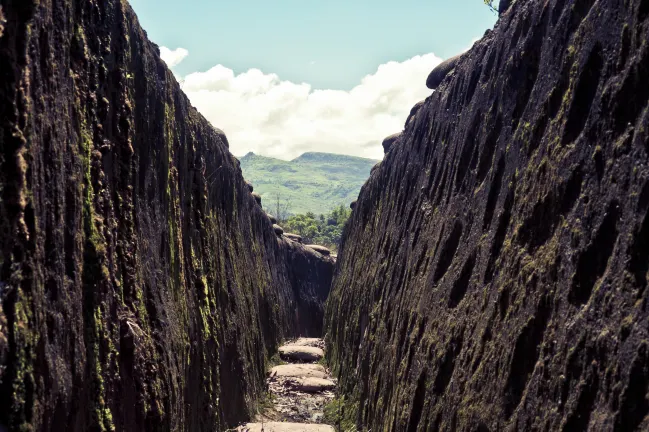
left=274, top=224, right=285, bottom=235
left=382, top=132, right=402, bottom=154
left=285, top=233, right=303, bottom=243
left=308, top=245, right=332, bottom=257
left=283, top=241, right=335, bottom=337
left=251, top=191, right=262, bottom=205
left=426, top=54, right=462, bottom=90
left=0, top=1, right=331, bottom=430
left=326, top=0, right=649, bottom=431
left=406, top=100, right=425, bottom=126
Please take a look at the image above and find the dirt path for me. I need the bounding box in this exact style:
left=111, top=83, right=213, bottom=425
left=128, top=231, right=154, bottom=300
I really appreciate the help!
left=237, top=338, right=337, bottom=432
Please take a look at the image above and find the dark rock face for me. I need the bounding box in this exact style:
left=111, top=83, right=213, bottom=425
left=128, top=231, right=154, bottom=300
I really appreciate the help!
left=282, top=241, right=335, bottom=338
left=0, top=1, right=331, bottom=430
left=382, top=133, right=402, bottom=154
left=285, top=233, right=303, bottom=243
left=307, top=245, right=332, bottom=256
left=406, top=100, right=426, bottom=127
left=326, top=0, right=649, bottom=431
left=426, top=54, right=462, bottom=90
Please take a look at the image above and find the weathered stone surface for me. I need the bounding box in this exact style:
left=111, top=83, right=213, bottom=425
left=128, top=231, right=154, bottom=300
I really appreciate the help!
left=371, top=162, right=381, bottom=174
left=279, top=346, right=324, bottom=362
left=246, top=180, right=254, bottom=192
left=237, top=422, right=335, bottom=431
left=267, top=213, right=278, bottom=224
left=284, top=233, right=303, bottom=243
left=405, top=99, right=425, bottom=126
left=281, top=241, right=334, bottom=337
left=381, top=132, right=401, bottom=154
left=426, top=54, right=462, bottom=90
left=350, top=200, right=357, bottom=209
left=214, top=127, right=230, bottom=149
left=251, top=192, right=262, bottom=205
left=288, top=338, right=326, bottom=349
left=290, top=377, right=336, bottom=393
left=306, top=245, right=331, bottom=256
left=499, top=0, right=511, bottom=14
left=270, top=364, right=328, bottom=379
left=0, top=1, right=331, bottom=430
left=274, top=224, right=284, bottom=235
left=326, top=0, right=649, bottom=431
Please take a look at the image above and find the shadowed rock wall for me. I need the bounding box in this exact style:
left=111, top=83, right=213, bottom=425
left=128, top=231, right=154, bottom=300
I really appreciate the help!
left=282, top=240, right=335, bottom=337
left=0, top=0, right=331, bottom=430
left=326, top=0, right=649, bottom=430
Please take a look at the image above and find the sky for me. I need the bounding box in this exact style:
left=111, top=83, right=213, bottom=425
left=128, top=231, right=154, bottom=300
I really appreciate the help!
left=129, top=0, right=498, bottom=160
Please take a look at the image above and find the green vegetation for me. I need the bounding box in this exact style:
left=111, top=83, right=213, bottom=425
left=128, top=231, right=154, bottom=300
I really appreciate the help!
left=239, top=151, right=378, bottom=215
left=323, top=396, right=359, bottom=432
left=283, top=205, right=351, bottom=252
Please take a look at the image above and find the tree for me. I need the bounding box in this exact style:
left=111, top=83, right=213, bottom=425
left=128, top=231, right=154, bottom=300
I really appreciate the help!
left=283, top=204, right=352, bottom=252
left=271, top=191, right=291, bottom=223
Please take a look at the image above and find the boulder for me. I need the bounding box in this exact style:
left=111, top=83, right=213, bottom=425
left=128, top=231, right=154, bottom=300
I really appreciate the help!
left=279, top=345, right=324, bottom=362
left=426, top=54, right=462, bottom=90
left=350, top=200, right=357, bottom=210
left=273, top=224, right=284, bottom=235
left=214, top=127, right=229, bottom=148
left=245, top=181, right=253, bottom=192
left=269, top=364, right=328, bottom=379
left=284, top=233, right=303, bottom=243
left=266, top=214, right=278, bottom=224
left=251, top=192, right=262, bottom=205
left=290, top=377, right=336, bottom=393
left=237, top=423, right=335, bottom=432
left=382, top=132, right=401, bottom=154
left=406, top=100, right=425, bottom=126
left=306, top=245, right=331, bottom=256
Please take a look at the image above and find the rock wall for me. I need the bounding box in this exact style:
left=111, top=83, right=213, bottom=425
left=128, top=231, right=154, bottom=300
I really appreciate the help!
left=281, top=240, right=335, bottom=337
left=0, top=0, right=331, bottom=430
left=326, top=0, right=649, bottom=430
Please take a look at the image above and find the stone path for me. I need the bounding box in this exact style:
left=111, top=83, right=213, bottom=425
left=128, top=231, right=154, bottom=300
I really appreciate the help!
left=237, top=338, right=337, bottom=432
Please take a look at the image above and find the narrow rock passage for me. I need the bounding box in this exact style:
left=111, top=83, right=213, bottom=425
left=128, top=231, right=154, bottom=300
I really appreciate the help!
left=237, top=338, right=337, bottom=432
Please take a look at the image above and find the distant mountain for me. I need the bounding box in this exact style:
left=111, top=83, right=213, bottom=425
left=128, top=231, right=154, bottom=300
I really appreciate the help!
left=239, top=151, right=379, bottom=215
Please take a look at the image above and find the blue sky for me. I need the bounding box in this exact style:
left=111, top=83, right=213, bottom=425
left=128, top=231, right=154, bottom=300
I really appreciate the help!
left=130, top=0, right=496, bottom=90
left=128, top=0, right=498, bottom=160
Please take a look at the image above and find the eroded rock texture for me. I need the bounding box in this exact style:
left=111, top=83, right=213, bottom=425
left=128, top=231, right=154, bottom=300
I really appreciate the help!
left=0, top=0, right=331, bottom=430
left=282, top=240, right=335, bottom=337
left=326, top=0, right=649, bottom=430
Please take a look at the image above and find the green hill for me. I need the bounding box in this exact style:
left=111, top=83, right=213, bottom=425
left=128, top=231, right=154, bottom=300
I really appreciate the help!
left=239, top=151, right=379, bottom=216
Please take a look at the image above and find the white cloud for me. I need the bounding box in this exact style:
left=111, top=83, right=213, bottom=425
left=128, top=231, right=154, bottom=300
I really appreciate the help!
left=169, top=47, right=451, bottom=160
left=160, top=47, right=189, bottom=68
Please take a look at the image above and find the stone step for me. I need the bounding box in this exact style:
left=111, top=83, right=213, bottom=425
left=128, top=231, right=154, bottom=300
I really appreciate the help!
left=237, top=422, right=335, bottom=431
left=270, top=364, right=328, bottom=379
left=288, top=377, right=336, bottom=393
left=286, top=338, right=325, bottom=349
left=279, top=345, right=324, bottom=362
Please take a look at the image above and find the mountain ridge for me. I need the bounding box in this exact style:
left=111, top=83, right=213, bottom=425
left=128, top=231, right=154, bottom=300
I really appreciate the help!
left=239, top=151, right=379, bottom=215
